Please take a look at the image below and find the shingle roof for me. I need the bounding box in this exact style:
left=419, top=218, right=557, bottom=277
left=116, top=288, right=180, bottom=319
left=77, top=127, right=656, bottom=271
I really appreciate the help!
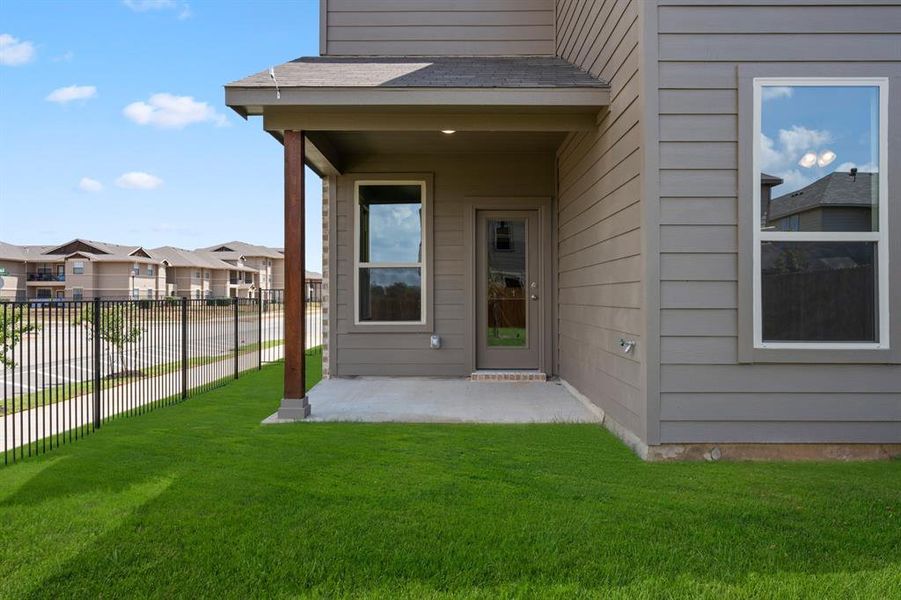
left=769, top=172, right=878, bottom=220
left=149, top=247, right=256, bottom=272
left=228, top=56, right=606, bottom=89
left=199, top=241, right=284, bottom=260
left=0, top=241, right=28, bottom=261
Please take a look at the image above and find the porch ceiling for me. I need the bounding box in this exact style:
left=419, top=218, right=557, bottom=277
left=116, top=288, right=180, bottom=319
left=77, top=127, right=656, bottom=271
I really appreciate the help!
left=225, top=56, right=609, bottom=176
left=321, top=130, right=567, bottom=157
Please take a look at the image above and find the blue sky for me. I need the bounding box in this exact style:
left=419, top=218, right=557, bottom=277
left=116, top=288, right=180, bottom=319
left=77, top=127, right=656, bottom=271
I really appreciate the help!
left=0, top=0, right=324, bottom=270
left=760, top=85, right=879, bottom=196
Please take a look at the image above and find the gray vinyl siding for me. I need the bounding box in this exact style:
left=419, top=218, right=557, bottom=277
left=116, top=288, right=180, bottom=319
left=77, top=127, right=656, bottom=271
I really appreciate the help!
left=333, top=153, right=555, bottom=377
left=654, top=0, right=901, bottom=443
left=554, top=0, right=646, bottom=438
left=322, top=0, right=556, bottom=56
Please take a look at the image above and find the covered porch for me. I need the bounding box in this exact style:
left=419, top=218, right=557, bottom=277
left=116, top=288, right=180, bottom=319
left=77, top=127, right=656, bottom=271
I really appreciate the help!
left=225, top=56, right=609, bottom=420
left=264, top=376, right=601, bottom=424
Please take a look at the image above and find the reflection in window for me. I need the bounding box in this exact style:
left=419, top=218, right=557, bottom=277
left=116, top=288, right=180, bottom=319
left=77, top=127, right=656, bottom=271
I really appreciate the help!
left=356, top=183, right=425, bottom=323
left=759, top=85, right=879, bottom=233
left=755, top=80, right=886, bottom=346
left=762, top=241, right=877, bottom=342
left=487, top=219, right=526, bottom=347
left=359, top=267, right=421, bottom=322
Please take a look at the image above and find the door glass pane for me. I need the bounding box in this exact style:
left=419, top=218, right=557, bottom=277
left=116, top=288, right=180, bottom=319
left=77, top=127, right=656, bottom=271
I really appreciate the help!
left=359, top=267, right=421, bottom=322
left=759, top=85, right=880, bottom=232
left=761, top=241, right=877, bottom=342
left=487, top=219, right=526, bottom=347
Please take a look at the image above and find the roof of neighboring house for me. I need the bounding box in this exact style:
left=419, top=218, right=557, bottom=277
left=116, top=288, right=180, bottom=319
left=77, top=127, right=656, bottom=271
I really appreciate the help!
left=228, top=56, right=608, bottom=90
left=150, top=246, right=255, bottom=272
left=769, top=172, right=877, bottom=220
left=306, top=271, right=322, bottom=281
left=199, top=241, right=284, bottom=260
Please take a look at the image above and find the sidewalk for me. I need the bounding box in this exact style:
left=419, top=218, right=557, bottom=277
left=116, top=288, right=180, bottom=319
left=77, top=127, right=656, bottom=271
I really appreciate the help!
left=2, top=345, right=285, bottom=453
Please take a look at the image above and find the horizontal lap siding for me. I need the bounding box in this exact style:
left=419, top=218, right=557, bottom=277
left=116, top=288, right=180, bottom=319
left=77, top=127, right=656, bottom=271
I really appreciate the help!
left=324, top=0, right=555, bottom=56
left=334, top=154, right=554, bottom=377
left=555, top=0, right=645, bottom=437
left=656, top=0, right=901, bottom=443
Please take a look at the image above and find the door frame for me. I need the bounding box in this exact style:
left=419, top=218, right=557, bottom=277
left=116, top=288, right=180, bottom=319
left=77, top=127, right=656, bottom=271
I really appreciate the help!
left=463, top=196, right=554, bottom=375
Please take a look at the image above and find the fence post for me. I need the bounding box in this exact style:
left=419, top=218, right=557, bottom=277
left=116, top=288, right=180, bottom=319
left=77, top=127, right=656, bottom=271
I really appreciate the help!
left=92, top=297, right=101, bottom=429
left=234, top=296, right=239, bottom=379
left=181, top=297, right=188, bottom=399
left=258, top=292, right=263, bottom=370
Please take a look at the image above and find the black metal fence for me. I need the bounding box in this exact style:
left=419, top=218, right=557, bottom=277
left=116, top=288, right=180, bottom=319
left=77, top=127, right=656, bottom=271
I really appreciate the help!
left=1, top=284, right=322, bottom=465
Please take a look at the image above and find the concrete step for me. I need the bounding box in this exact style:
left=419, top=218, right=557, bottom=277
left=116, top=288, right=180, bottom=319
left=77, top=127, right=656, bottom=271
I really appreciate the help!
left=470, top=370, right=547, bottom=382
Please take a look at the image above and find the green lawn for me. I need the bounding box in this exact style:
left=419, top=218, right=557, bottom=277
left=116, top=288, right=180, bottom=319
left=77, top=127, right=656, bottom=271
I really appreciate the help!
left=0, top=360, right=898, bottom=599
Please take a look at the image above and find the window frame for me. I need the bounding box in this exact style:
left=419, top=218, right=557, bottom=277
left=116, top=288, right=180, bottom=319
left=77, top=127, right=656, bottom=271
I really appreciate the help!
left=349, top=176, right=433, bottom=333
left=751, top=76, right=890, bottom=351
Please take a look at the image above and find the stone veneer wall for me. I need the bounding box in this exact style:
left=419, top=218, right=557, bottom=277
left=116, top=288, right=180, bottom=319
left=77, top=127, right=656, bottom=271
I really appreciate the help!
left=321, top=177, right=330, bottom=378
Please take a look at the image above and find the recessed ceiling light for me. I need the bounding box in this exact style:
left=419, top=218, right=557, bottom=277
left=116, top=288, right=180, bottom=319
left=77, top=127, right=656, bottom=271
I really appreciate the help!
left=818, top=150, right=836, bottom=167
left=798, top=152, right=817, bottom=168
left=440, top=130, right=456, bottom=135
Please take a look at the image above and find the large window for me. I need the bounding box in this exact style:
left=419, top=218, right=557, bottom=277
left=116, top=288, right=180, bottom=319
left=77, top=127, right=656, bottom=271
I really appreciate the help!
left=753, top=78, right=888, bottom=349
left=354, top=181, right=426, bottom=324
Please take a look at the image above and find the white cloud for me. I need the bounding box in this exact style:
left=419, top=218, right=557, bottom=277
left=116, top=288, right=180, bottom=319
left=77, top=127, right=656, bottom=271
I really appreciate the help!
left=123, top=0, right=191, bottom=18
left=0, top=34, right=35, bottom=66
left=760, top=126, right=834, bottom=194
left=123, top=0, right=175, bottom=11
left=46, top=85, right=97, bottom=103
left=52, top=50, right=74, bottom=63
left=123, top=93, right=227, bottom=129
left=116, top=172, right=163, bottom=190
left=78, top=177, right=104, bottom=192
left=762, top=86, right=793, bottom=102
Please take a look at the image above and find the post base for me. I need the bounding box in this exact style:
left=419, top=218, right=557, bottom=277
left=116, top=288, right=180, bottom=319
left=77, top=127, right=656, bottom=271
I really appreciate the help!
left=277, top=397, right=312, bottom=420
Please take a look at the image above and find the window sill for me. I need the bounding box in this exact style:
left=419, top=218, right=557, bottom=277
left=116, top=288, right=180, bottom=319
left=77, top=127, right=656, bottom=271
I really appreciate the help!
left=740, top=344, right=900, bottom=364
left=345, top=321, right=433, bottom=334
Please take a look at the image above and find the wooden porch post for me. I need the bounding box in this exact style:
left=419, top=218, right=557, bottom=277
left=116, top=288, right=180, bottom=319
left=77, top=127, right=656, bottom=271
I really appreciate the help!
left=278, top=129, right=311, bottom=419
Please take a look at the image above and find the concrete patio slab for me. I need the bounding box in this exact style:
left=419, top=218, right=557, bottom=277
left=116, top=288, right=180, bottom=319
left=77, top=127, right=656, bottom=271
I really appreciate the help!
left=263, top=377, right=602, bottom=424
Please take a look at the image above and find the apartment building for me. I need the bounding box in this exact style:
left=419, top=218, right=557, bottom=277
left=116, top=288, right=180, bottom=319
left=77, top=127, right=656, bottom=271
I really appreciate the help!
left=0, top=239, right=304, bottom=301
left=0, top=239, right=165, bottom=300
left=225, top=0, right=900, bottom=458
left=201, top=240, right=321, bottom=298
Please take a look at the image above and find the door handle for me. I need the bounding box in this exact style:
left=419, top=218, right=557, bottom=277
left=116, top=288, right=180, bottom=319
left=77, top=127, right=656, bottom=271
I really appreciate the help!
left=530, top=294, right=539, bottom=300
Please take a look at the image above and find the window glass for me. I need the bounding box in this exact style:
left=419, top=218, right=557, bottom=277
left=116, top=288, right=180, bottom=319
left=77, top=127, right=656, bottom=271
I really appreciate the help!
left=356, top=183, right=425, bottom=323
left=359, top=267, right=421, bottom=322
left=760, top=85, right=879, bottom=233
left=761, top=241, right=877, bottom=342
left=755, top=80, right=885, bottom=347
left=358, top=184, right=422, bottom=263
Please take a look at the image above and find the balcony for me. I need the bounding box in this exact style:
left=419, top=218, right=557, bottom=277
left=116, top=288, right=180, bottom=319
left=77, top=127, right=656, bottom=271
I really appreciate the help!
left=26, top=273, right=65, bottom=283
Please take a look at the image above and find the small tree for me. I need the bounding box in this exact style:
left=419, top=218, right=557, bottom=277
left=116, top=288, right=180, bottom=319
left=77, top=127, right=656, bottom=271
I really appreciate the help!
left=76, top=304, right=144, bottom=377
left=0, top=304, right=38, bottom=369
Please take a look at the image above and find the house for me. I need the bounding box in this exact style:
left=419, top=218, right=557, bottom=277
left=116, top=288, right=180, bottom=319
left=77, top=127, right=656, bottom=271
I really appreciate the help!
left=767, top=171, right=878, bottom=232
left=225, top=0, right=900, bottom=458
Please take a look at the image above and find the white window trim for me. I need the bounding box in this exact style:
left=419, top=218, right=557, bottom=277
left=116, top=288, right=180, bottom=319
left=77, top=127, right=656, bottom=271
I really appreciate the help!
left=752, top=77, right=890, bottom=350
left=353, top=180, right=428, bottom=326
